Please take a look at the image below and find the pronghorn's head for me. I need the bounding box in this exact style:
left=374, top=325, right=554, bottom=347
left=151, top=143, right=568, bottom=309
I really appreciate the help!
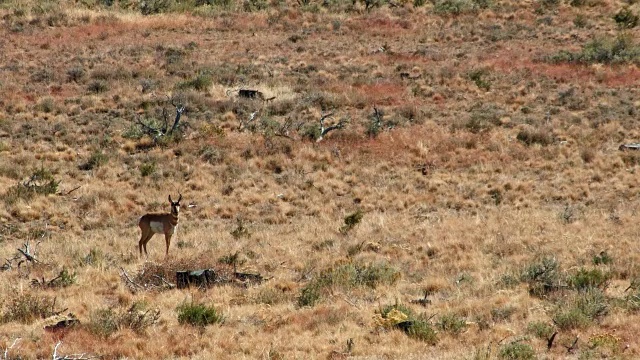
left=168, top=194, right=182, bottom=216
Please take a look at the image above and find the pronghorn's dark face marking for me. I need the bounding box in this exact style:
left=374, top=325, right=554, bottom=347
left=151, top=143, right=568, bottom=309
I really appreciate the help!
left=169, top=194, right=182, bottom=216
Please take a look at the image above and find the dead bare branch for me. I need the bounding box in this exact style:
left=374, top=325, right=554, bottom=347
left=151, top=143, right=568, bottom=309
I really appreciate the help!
left=234, top=271, right=266, bottom=285
left=239, top=110, right=260, bottom=132
left=160, top=108, right=169, bottom=134
left=120, top=267, right=143, bottom=292
left=317, top=112, right=348, bottom=142
left=547, top=331, right=558, bottom=350
left=340, top=294, right=360, bottom=309
left=373, top=107, right=383, bottom=127
left=152, top=274, right=176, bottom=289
left=274, top=118, right=294, bottom=139
left=565, top=336, right=579, bottom=353
left=31, top=268, right=75, bottom=288
left=32, top=274, right=60, bottom=288
left=319, top=112, right=333, bottom=123
left=2, top=254, right=21, bottom=271
left=410, top=289, right=431, bottom=307
left=297, top=266, right=315, bottom=282
left=52, top=341, right=97, bottom=360
left=1, top=261, right=11, bottom=271
left=134, top=96, right=186, bottom=141
left=2, top=338, right=21, bottom=360
left=620, top=143, right=640, bottom=151
left=136, top=114, right=164, bottom=139
left=17, top=240, right=42, bottom=267
left=169, top=97, right=186, bottom=134
left=62, top=185, right=82, bottom=196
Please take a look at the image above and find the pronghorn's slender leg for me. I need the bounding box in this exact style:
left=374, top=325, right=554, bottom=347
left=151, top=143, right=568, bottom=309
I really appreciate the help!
left=138, top=219, right=154, bottom=257
left=139, top=233, right=146, bottom=256
left=164, top=233, right=172, bottom=257
left=143, top=233, right=153, bottom=256
left=139, top=232, right=153, bottom=257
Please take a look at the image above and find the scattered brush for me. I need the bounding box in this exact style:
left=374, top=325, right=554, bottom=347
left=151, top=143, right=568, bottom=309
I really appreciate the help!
left=373, top=302, right=438, bottom=345
left=88, top=302, right=160, bottom=338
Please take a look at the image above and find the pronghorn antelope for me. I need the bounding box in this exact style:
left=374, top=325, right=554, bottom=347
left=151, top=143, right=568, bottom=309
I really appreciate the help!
left=138, top=194, right=182, bottom=257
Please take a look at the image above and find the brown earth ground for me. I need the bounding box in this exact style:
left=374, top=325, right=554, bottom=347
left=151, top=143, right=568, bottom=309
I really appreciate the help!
left=1, top=0, right=640, bottom=359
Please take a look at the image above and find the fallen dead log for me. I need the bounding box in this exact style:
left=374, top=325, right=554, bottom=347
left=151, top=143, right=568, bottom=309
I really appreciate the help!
left=176, top=269, right=218, bottom=289
left=234, top=271, right=264, bottom=285
left=231, top=89, right=275, bottom=102
left=239, top=89, right=263, bottom=99
left=43, top=313, right=80, bottom=333
left=176, top=269, right=265, bottom=289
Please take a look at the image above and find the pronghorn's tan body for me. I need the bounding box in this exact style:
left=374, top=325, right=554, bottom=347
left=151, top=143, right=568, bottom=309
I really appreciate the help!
left=138, top=194, right=181, bottom=257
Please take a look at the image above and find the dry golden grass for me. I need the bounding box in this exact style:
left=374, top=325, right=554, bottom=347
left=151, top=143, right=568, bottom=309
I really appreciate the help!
left=1, top=0, right=640, bottom=358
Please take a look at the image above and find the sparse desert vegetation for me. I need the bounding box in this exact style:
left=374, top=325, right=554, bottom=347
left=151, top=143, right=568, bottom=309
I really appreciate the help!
left=1, top=0, right=640, bottom=358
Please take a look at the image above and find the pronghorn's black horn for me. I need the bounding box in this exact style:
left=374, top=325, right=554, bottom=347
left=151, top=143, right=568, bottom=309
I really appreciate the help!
left=177, top=193, right=182, bottom=202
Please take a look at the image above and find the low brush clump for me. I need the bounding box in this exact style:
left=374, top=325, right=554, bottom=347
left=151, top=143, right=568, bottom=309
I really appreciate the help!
left=548, top=35, right=640, bottom=65
left=176, top=301, right=224, bottom=327
left=552, top=289, right=609, bottom=330
left=520, top=255, right=563, bottom=298
left=4, top=167, right=60, bottom=205
left=89, top=302, right=160, bottom=338
left=1, top=292, right=60, bottom=324
left=516, top=127, right=554, bottom=147
left=498, top=340, right=537, bottom=360
left=297, top=262, right=400, bottom=307
left=373, top=302, right=438, bottom=344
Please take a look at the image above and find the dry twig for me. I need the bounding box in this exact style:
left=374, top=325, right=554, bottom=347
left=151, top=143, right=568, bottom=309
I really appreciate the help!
left=2, top=338, right=21, bottom=360
left=152, top=274, right=176, bottom=289
left=52, top=341, right=97, bottom=360
left=317, top=112, right=348, bottom=142
left=16, top=239, right=43, bottom=267
left=120, top=267, right=143, bottom=291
